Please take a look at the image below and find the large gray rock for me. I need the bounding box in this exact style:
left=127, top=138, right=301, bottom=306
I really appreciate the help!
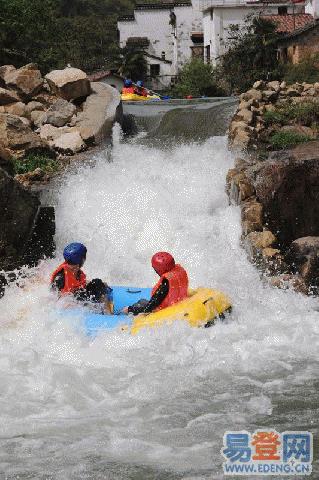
left=246, top=141, right=319, bottom=248
left=75, top=82, right=122, bottom=144
left=52, top=131, right=85, bottom=154
left=45, top=67, right=91, bottom=101
left=0, top=65, right=16, bottom=86
left=44, top=98, right=76, bottom=127
left=5, top=63, right=44, bottom=100
left=287, top=236, right=319, bottom=288
left=0, top=113, right=48, bottom=156
left=0, top=87, right=20, bottom=106
left=0, top=167, right=40, bottom=270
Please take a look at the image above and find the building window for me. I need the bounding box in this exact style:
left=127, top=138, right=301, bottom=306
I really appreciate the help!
left=206, top=45, right=211, bottom=63
left=161, top=51, right=166, bottom=60
left=150, top=64, right=160, bottom=77
left=278, top=6, right=288, bottom=14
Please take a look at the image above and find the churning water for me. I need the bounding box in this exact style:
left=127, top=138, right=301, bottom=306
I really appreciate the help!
left=0, top=119, right=318, bottom=479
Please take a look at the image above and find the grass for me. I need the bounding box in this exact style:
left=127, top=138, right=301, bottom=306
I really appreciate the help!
left=269, top=131, right=312, bottom=150
left=13, top=153, right=59, bottom=175
left=263, top=101, right=319, bottom=127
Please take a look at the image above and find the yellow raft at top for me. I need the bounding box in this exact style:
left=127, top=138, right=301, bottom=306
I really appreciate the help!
left=121, top=93, right=161, bottom=102
left=130, top=287, right=232, bottom=335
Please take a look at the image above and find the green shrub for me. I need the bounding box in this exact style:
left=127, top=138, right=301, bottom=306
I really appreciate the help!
left=263, top=110, right=286, bottom=125
left=284, top=55, right=319, bottom=84
left=13, top=153, right=59, bottom=175
left=172, top=58, right=225, bottom=98
left=269, top=131, right=312, bottom=150
left=263, top=102, right=319, bottom=127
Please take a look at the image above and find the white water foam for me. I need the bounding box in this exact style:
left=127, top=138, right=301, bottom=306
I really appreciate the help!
left=0, top=132, right=318, bottom=479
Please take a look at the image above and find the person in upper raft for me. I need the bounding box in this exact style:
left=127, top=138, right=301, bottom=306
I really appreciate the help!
left=50, top=242, right=112, bottom=312
left=121, top=78, right=135, bottom=95
left=124, top=252, right=189, bottom=315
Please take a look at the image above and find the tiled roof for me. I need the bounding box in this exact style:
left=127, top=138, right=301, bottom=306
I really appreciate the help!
left=135, top=1, right=191, bottom=9
left=262, top=14, right=314, bottom=33
left=248, top=0, right=304, bottom=4
left=127, top=36, right=150, bottom=46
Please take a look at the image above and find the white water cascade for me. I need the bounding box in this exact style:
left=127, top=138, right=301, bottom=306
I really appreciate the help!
left=0, top=124, right=318, bottom=479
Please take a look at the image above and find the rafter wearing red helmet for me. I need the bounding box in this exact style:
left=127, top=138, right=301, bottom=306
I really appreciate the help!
left=126, top=252, right=189, bottom=315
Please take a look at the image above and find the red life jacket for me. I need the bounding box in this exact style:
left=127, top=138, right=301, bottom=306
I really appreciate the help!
left=122, top=87, right=135, bottom=94
left=50, top=262, right=86, bottom=295
left=151, top=264, right=188, bottom=311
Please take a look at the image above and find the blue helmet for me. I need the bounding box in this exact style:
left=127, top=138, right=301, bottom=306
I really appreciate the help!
left=136, top=80, right=144, bottom=87
left=63, top=243, right=87, bottom=265
left=124, top=79, right=132, bottom=87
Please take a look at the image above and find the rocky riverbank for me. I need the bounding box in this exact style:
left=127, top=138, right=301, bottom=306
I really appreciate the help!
left=0, top=63, right=122, bottom=284
left=227, top=81, right=319, bottom=295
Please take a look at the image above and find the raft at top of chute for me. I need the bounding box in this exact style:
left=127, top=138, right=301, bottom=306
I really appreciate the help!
left=121, top=78, right=161, bottom=102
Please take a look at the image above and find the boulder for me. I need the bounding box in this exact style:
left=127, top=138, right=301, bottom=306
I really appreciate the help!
left=45, top=67, right=91, bottom=101
left=247, top=141, right=319, bottom=248
left=0, top=167, right=40, bottom=270
left=262, top=90, right=278, bottom=102
left=0, top=65, right=16, bottom=85
left=227, top=171, right=255, bottom=204
left=270, top=273, right=308, bottom=294
left=236, top=108, right=254, bottom=125
left=4, top=102, right=27, bottom=117
left=241, top=198, right=263, bottom=235
left=44, top=98, right=76, bottom=127
left=52, top=131, right=85, bottom=154
left=31, top=110, right=46, bottom=127
left=253, top=80, right=265, bottom=90
left=74, top=82, right=122, bottom=144
left=0, top=88, right=20, bottom=106
left=26, top=101, right=45, bottom=114
left=5, top=64, right=44, bottom=100
left=286, top=87, right=300, bottom=97
left=232, top=128, right=252, bottom=150
left=286, top=237, right=319, bottom=287
left=267, top=81, right=281, bottom=92
left=39, top=124, right=69, bottom=142
left=0, top=113, right=48, bottom=156
left=246, top=230, right=276, bottom=250
left=241, top=89, right=263, bottom=102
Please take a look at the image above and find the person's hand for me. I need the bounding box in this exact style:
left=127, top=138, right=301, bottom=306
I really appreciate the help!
left=122, top=306, right=129, bottom=314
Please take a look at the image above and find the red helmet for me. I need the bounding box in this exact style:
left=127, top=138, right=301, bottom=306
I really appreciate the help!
left=151, top=252, right=175, bottom=275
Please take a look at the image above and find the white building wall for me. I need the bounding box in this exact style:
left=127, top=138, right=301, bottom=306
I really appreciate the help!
left=203, top=3, right=305, bottom=64
left=118, top=1, right=204, bottom=88
left=305, top=0, right=319, bottom=18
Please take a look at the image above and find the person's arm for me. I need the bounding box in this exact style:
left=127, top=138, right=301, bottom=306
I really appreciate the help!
left=51, top=270, right=65, bottom=292
left=128, top=278, right=169, bottom=315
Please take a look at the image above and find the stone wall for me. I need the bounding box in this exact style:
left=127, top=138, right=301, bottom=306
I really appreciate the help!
left=227, top=81, right=319, bottom=295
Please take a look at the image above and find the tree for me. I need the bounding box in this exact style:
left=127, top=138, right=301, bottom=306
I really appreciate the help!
left=217, top=16, right=282, bottom=93
left=172, top=58, right=223, bottom=97
left=118, top=47, right=148, bottom=81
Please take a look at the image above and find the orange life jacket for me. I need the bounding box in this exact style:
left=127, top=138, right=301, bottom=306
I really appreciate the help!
left=50, top=262, right=86, bottom=295
left=122, top=87, right=135, bottom=94
left=151, top=264, right=188, bottom=311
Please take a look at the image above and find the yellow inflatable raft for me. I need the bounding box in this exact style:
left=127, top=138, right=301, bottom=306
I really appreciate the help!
left=121, top=93, right=160, bottom=102
left=130, top=287, right=232, bottom=335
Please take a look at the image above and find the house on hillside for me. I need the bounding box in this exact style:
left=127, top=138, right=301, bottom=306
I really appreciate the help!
left=201, top=0, right=307, bottom=65
left=118, top=1, right=203, bottom=90
left=277, top=18, right=319, bottom=63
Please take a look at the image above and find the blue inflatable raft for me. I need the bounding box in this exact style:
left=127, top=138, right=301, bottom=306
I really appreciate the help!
left=63, top=286, right=151, bottom=336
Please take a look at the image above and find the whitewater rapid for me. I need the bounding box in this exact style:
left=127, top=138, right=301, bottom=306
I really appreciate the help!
left=0, top=130, right=318, bottom=479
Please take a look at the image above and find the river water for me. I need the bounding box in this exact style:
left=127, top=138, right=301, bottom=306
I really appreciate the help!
left=0, top=100, right=318, bottom=479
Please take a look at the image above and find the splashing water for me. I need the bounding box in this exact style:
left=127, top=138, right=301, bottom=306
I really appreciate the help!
left=0, top=130, right=318, bottom=479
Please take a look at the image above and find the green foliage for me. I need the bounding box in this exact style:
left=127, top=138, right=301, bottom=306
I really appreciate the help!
left=13, top=154, right=59, bottom=175
left=217, top=16, right=282, bottom=94
left=269, top=131, right=312, bottom=150
left=0, top=0, right=134, bottom=73
left=172, top=58, right=224, bottom=97
left=284, top=55, right=319, bottom=84
left=263, top=101, right=319, bottom=127
left=118, top=47, right=148, bottom=81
